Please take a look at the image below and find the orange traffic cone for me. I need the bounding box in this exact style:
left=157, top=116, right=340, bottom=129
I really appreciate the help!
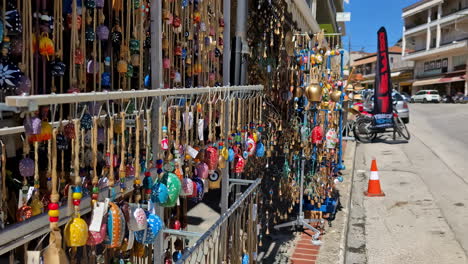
left=364, top=158, right=385, bottom=197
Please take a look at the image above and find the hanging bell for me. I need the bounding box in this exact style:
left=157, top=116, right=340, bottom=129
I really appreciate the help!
left=330, top=90, right=342, bottom=102
left=305, top=81, right=322, bottom=102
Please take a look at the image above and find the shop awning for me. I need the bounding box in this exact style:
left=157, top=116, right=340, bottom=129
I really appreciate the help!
left=391, top=71, right=402, bottom=77
left=412, top=77, right=442, bottom=87
left=413, top=74, right=466, bottom=87
left=352, top=56, right=377, bottom=66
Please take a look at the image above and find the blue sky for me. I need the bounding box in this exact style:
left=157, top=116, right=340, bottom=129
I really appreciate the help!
left=342, top=0, right=420, bottom=52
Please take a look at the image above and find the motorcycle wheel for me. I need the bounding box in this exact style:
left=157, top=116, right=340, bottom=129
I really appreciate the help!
left=353, top=116, right=377, bottom=143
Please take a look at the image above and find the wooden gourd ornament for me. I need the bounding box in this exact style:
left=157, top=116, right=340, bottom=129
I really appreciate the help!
left=43, top=129, right=69, bottom=264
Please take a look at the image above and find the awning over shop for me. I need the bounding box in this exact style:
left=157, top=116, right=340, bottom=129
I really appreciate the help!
left=412, top=77, right=442, bottom=87
left=352, top=56, right=376, bottom=66
left=413, top=72, right=466, bottom=87
left=391, top=71, right=402, bottom=77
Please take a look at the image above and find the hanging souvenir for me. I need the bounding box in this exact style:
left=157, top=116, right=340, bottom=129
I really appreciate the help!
left=195, top=162, right=209, bottom=179
left=204, top=147, right=218, bottom=171
left=97, top=25, right=109, bottom=40
left=111, top=25, right=123, bottom=48
left=87, top=221, right=107, bottom=246
left=64, top=214, right=89, bottom=247
left=67, top=14, right=82, bottom=30
left=104, top=202, right=125, bottom=248
left=158, top=172, right=181, bottom=207
left=181, top=177, right=194, bottom=196
left=0, top=61, right=21, bottom=88
left=81, top=113, right=93, bottom=130
left=325, top=128, right=338, bottom=149
left=50, top=59, right=66, bottom=77
left=5, top=9, right=22, bottom=34
left=208, top=170, right=221, bottom=189
left=311, top=126, right=323, bottom=144
left=39, top=33, right=55, bottom=59
left=233, top=154, right=245, bottom=174
left=134, top=211, right=163, bottom=245
left=19, top=157, right=34, bottom=178
left=151, top=182, right=169, bottom=204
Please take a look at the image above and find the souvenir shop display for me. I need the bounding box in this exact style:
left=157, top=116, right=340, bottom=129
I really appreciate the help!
left=246, top=0, right=346, bottom=246
left=0, top=0, right=351, bottom=262
left=0, top=0, right=152, bottom=100
left=162, top=0, right=224, bottom=88
left=0, top=85, right=264, bottom=263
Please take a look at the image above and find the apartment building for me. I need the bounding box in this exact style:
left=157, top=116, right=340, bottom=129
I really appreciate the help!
left=351, top=46, right=415, bottom=94
left=402, top=0, right=468, bottom=95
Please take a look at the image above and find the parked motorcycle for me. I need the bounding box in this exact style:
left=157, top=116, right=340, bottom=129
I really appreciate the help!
left=442, top=95, right=454, bottom=103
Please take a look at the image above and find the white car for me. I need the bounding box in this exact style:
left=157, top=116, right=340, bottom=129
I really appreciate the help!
left=411, top=90, right=441, bottom=103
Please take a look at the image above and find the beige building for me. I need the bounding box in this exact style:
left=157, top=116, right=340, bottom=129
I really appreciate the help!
left=351, top=46, right=415, bottom=94
left=402, top=0, right=468, bottom=95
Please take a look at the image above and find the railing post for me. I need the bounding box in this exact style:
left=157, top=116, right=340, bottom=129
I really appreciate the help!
left=150, top=0, right=164, bottom=263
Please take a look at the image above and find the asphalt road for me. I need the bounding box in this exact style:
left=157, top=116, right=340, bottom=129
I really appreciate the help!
left=346, top=103, right=468, bottom=264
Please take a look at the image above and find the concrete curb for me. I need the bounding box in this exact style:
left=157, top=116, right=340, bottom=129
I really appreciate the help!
left=315, top=140, right=357, bottom=264
left=339, top=141, right=357, bottom=264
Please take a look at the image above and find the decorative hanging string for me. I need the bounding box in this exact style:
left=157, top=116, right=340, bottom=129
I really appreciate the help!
left=108, top=115, right=115, bottom=188
left=91, top=116, right=99, bottom=204
left=119, top=111, right=126, bottom=192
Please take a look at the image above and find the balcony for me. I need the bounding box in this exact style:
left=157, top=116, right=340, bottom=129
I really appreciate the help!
left=403, top=39, right=468, bottom=61
left=405, top=7, right=468, bottom=36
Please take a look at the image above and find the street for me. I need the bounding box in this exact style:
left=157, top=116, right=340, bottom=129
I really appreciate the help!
left=346, top=104, right=468, bottom=264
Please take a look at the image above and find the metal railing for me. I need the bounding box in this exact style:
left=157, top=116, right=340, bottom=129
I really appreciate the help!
left=177, top=178, right=261, bottom=264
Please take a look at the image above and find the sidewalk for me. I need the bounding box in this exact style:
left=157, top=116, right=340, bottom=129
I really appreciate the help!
left=287, top=141, right=357, bottom=264
left=347, top=138, right=468, bottom=264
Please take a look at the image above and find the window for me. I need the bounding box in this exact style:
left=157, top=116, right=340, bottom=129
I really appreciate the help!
left=428, top=91, right=439, bottom=95
left=390, top=57, right=394, bottom=64
left=393, top=93, right=404, bottom=101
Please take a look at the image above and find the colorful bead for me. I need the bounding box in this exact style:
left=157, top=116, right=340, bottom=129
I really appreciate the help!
left=92, top=186, right=99, bottom=193
left=134, top=179, right=142, bottom=185
left=49, top=216, right=59, bottom=222
left=73, top=199, right=81, bottom=206
left=72, top=192, right=83, bottom=200
left=48, top=203, right=59, bottom=210
left=91, top=193, right=99, bottom=200
left=48, top=210, right=59, bottom=217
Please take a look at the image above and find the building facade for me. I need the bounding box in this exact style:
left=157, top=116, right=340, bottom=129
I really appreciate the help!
left=402, top=0, right=468, bottom=95
left=351, top=46, right=415, bottom=94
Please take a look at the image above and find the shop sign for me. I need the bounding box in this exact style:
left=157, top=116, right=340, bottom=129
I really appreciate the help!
left=424, top=58, right=448, bottom=73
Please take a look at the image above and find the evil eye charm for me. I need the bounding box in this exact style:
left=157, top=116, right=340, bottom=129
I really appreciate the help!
left=243, top=151, right=248, bottom=160
left=181, top=48, right=187, bottom=60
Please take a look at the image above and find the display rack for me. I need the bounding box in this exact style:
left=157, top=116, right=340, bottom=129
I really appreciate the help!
left=0, top=84, right=263, bottom=260
left=6, top=86, right=263, bottom=109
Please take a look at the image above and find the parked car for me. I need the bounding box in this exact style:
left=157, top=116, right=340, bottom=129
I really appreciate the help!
left=400, top=92, right=411, bottom=102
left=410, top=90, right=441, bottom=103
left=363, top=90, right=410, bottom=123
